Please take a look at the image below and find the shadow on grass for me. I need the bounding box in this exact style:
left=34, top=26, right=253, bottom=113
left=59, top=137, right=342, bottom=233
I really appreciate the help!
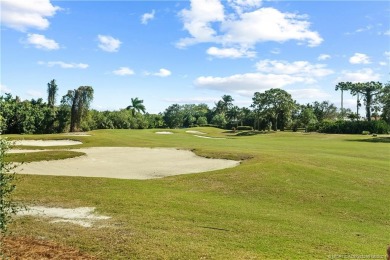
left=234, top=131, right=276, bottom=136
left=346, top=137, right=390, bottom=143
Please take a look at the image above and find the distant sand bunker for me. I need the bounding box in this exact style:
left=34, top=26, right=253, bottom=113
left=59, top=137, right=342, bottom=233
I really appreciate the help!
left=155, top=131, right=173, bottom=135
left=17, top=147, right=239, bottom=180
left=186, top=130, right=206, bottom=135
left=15, top=140, right=82, bottom=146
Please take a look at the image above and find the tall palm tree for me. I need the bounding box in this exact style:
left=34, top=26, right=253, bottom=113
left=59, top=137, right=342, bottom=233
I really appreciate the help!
left=47, top=79, right=58, bottom=108
left=126, top=97, right=146, bottom=116
left=62, top=86, right=94, bottom=132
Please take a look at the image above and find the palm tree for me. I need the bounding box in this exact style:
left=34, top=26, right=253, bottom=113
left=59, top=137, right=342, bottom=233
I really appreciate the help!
left=47, top=79, right=58, bottom=108
left=226, top=106, right=240, bottom=127
left=62, top=86, right=94, bottom=132
left=126, top=97, right=146, bottom=116
left=214, top=95, right=234, bottom=115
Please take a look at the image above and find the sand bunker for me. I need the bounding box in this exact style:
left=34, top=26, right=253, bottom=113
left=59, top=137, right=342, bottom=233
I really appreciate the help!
left=155, top=131, right=173, bottom=134
left=194, top=135, right=226, bottom=140
left=186, top=130, right=206, bottom=135
left=16, top=147, right=239, bottom=180
left=18, top=206, right=110, bottom=228
left=62, top=133, right=91, bottom=136
left=8, top=149, right=47, bottom=154
left=15, top=140, right=82, bottom=146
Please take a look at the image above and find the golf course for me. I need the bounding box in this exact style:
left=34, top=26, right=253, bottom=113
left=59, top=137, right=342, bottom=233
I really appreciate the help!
left=3, top=128, right=390, bottom=259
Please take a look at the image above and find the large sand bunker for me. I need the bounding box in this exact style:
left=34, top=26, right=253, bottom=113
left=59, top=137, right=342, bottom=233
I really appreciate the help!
left=16, top=147, right=239, bottom=180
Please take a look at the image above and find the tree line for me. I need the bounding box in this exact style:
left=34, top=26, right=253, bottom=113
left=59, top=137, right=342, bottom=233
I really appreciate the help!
left=0, top=80, right=389, bottom=134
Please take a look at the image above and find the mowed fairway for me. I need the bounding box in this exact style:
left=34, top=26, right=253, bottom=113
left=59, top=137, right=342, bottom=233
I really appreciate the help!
left=6, top=128, right=390, bottom=259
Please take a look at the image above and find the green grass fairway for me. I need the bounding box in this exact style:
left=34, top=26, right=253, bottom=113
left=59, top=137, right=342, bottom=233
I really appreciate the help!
left=5, top=128, right=390, bottom=259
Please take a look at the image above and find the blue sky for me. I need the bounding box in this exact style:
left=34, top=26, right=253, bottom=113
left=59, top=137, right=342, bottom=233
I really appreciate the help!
left=1, top=0, right=389, bottom=114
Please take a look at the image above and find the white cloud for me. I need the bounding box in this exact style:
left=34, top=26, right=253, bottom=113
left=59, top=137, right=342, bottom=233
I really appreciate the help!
left=26, top=33, right=59, bottom=50
left=177, top=0, right=225, bottom=48
left=337, top=68, right=381, bottom=83
left=98, top=35, right=121, bottom=52
left=227, top=0, right=262, bottom=14
left=206, top=46, right=256, bottom=58
left=384, top=30, right=390, bottom=36
left=318, top=54, right=331, bottom=61
left=195, top=73, right=310, bottom=96
left=163, top=97, right=218, bottom=103
left=355, top=25, right=372, bottom=33
left=38, top=61, right=88, bottom=69
left=113, top=67, right=135, bottom=76
left=0, top=0, right=60, bottom=31
left=27, top=90, right=43, bottom=98
left=0, top=83, right=11, bottom=93
left=379, top=61, right=387, bottom=66
left=349, top=53, right=371, bottom=64
left=178, top=2, right=323, bottom=51
left=220, top=8, right=322, bottom=47
left=255, top=59, right=334, bottom=78
left=154, top=68, right=171, bottom=77
left=195, top=59, right=333, bottom=96
left=384, top=51, right=390, bottom=59
left=141, top=10, right=155, bottom=25
left=287, top=88, right=331, bottom=99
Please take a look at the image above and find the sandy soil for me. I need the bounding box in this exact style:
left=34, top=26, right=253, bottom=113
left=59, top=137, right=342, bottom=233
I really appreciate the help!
left=15, top=140, right=82, bottom=146
left=18, top=206, right=110, bottom=228
left=16, top=147, right=239, bottom=179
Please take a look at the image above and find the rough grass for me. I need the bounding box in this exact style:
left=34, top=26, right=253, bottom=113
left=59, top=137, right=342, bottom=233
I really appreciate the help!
left=6, top=150, right=85, bottom=163
left=3, top=128, right=390, bottom=259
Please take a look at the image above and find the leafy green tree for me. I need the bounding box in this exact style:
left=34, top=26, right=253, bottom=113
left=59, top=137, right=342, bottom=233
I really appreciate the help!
left=300, top=107, right=318, bottom=131
left=126, top=97, right=146, bottom=116
left=211, top=113, right=227, bottom=128
left=62, top=86, right=94, bottom=132
left=336, top=81, right=383, bottom=121
left=251, top=89, right=296, bottom=131
left=163, top=104, right=184, bottom=128
left=196, top=116, right=208, bottom=125
left=0, top=138, right=18, bottom=236
left=312, top=101, right=338, bottom=122
left=378, top=82, right=390, bottom=124
left=145, top=113, right=165, bottom=128
left=47, top=79, right=58, bottom=108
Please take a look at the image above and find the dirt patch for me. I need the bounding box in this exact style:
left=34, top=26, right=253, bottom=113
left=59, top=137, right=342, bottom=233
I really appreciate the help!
left=18, top=206, right=111, bottom=228
left=15, top=140, right=82, bottom=146
left=16, top=147, right=239, bottom=179
left=1, top=236, right=97, bottom=259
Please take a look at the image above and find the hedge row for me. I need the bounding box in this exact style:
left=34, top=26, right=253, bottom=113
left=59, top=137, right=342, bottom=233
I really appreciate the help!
left=317, top=120, right=389, bottom=134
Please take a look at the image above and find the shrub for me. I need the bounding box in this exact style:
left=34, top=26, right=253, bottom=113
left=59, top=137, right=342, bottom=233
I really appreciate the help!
left=362, top=131, right=370, bottom=135
left=237, top=126, right=253, bottom=131
left=0, top=138, right=19, bottom=236
left=318, top=120, right=389, bottom=134
left=200, top=124, right=218, bottom=128
left=306, top=123, right=318, bottom=132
